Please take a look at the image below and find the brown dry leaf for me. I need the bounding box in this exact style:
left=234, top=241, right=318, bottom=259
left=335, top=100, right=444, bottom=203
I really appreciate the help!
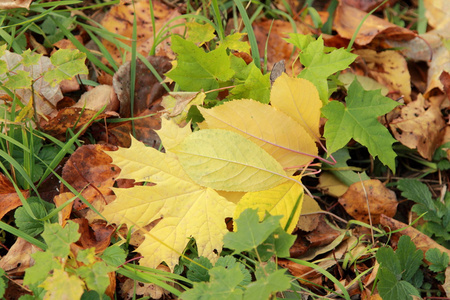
left=113, top=56, right=172, bottom=118
left=339, top=179, right=397, bottom=224
left=71, top=218, right=115, bottom=253
left=390, top=95, right=446, bottom=160
left=40, top=107, right=110, bottom=141
left=0, top=173, right=28, bottom=220
left=380, top=214, right=450, bottom=258
left=0, top=0, right=31, bottom=9
left=424, top=0, right=450, bottom=30
left=298, top=217, right=347, bottom=261
left=354, top=49, right=411, bottom=102
left=73, top=85, right=119, bottom=112
left=334, top=2, right=416, bottom=46
left=341, top=0, right=392, bottom=12
left=279, top=235, right=351, bottom=287
left=252, top=19, right=311, bottom=74
left=61, top=144, right=119, bottom=210
left=101, top=0, right=182, bottom=65
left=444, top=267, right=450, bottom=297
left=424, top=43, right=450, bottom=100
left=0, top=238, right=41, bottom=276
left=53, top=192, right=75, bottom=226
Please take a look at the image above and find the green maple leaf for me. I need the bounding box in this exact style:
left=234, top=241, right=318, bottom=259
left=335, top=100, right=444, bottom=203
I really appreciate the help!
left=181, top=265, right=244, bottom=300
left=166, top=35, right=234, bottom=97
left=298, top=35, right=357, bottom=103
left=43, top=49, right=88, bottom=87
left=322, top=79, right=400, bottom=172
left=223, top=209, right=282, bottom=253
left=228, top=57, right=270, bottom=103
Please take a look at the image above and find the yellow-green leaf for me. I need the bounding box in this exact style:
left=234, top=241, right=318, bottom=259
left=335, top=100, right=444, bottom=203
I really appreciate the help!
left=198, top=99, right=317, bottom=171
left=39, top=269, right=84, bottom=300
left=173, top=129, right=288, bottom=192
left=270, top=73, right=322, bottom=140
left=186, top=22, right=216, bottom=46
left=234, top=176, right=304, bottom=233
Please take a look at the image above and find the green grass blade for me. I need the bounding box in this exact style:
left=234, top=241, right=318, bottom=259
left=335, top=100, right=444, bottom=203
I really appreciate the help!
left=234, top=0, right=261, bottom=69
left=0, top=221, right=47, bottom=250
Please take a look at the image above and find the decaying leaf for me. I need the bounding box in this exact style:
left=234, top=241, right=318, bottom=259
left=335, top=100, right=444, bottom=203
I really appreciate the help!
left=334, top=2, right=416, bottom=46
left=354, top=49, right=411, bottom=102
left=339, top=179, right=397, bottom=224
left=380, top=214, right=450, bottom=258
left=390, top=95, right=446, bottom=160
left=0, top=173, right=28, bottom=220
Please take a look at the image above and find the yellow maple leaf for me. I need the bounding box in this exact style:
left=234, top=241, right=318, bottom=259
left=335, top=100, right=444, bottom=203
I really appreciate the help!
left=156, top=117, right=192, bottom=152
left=270, top=73, right=322, bottom=140
left=39, top=269, right=84, bottom=300
left=103, top=134, right=235, bottom=271
left=198, top=99, right=317, bottom=172
left=233, top=176, right=304, bottom=233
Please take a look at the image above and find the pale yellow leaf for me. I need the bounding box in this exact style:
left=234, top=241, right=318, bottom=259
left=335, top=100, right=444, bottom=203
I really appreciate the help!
left=103, top=133, right=235, bottom=271
left=233, top=176, right=304, bottom=233
left=270, top=73, right=322, bottom=140
left=198, top=99, right=317, bottom=171
left=106, top=135, right=190, bottom=185
left=136, top=188, right=235, bottom=270
left=173, top=129, right=288, bottom=192
left=157, top=118, right=192, bottom=151
left=217, top=191, right=246, bottom=204
left=40, top=269, right=84, bottom=300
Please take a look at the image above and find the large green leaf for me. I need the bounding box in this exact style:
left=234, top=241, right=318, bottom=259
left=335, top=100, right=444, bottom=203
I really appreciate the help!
left=322, top=79, right=400, bottom=172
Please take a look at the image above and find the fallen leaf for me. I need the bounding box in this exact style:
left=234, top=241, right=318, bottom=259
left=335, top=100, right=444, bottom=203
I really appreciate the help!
left=102, top=134, right=235, bottom=270
left=71, top=218, right=115, bottom=253
left=173, top=129, right=288, bottom=192
left=318, top=172, right=349, bottom=198
left=53, top=192, right=75, bottom=226
left=0, top=0, right=31, bottom=9
left=297, top=195, right=322, bottom=232
left=271, top=73, right=322, bottom=140
left=198, top=99, right=318, bottom=171
left=61, top=144, right=119, bottom=210
left=334, top=2, right=416, bottom=46
left=0, top=238, right=40, bottom=276
left=40, top=107, right=110, bottom=141
left=354, top=49, right=411, bottom=102
left=113, top=56, right=172, bottom=118
left=234, top=176, right=304, bottom=233
left=339, top=179, right=397, bottom=224
left=0, top=173, right=28, bottom=220
left=101, top=0, right=182, bottom=64
left=73, top=85, right=119, bottom=112
left=380, top=214, right=450, bottom=259
left=390, top=95, right=446, bottom=160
